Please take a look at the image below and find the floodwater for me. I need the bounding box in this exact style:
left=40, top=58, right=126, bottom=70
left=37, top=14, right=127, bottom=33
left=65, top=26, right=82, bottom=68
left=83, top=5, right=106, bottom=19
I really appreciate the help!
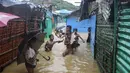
left=2, top=33, right=100, bottom=73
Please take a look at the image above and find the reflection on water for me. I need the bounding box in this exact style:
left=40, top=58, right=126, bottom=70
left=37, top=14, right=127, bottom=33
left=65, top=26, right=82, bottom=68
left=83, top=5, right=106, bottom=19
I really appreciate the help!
left=2, top=33, right=100, bottom=73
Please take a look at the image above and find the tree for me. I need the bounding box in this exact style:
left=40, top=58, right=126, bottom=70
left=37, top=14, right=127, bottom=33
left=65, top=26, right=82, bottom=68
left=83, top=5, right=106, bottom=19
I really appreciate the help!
left=29, top=0, right=78, bottom=10
left=52, top=0, right=78, bottom=10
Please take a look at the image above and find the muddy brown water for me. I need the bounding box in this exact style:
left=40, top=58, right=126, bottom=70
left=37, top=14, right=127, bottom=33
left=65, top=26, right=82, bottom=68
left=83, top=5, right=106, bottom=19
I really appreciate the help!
left=2, top=33, right=100, bottom=73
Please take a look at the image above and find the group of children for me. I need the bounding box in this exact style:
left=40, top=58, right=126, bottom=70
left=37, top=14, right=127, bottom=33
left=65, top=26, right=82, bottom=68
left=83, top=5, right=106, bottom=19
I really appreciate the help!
left=45, top=25, right=85, bottom=57
left=24, top=25, right=85, bottom=73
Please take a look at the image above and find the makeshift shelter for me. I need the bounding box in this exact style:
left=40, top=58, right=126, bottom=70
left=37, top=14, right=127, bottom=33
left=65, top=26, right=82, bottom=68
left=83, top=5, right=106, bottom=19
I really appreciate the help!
left=0, top=0, right=32, bottom=19
left=44, top=9, right=53, bottom=39
left=52, top=11, right=66, bottom=29
left=0, top=1, right=46, bottom=33
left=94, top=0, right=130, bottom=73
left=0, top=12, right=25, bottom=72
left=0, top=1, right=47, bottom=71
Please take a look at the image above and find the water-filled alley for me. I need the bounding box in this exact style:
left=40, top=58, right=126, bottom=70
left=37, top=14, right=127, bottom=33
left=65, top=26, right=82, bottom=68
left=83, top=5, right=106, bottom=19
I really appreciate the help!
left=2, top=33, right=100, bottom=73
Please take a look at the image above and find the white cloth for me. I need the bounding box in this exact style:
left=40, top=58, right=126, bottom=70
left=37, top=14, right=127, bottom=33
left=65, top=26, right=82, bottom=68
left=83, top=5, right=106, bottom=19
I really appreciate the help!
left=26, top=47, right=35, bottom=59
left=25, top=47, right=36, bottom=65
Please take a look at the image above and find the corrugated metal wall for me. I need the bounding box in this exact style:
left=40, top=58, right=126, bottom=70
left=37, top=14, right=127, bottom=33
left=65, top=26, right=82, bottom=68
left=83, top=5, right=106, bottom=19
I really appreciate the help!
left=94, top=0, right=114, bottom=73
left=95, top=0, right=130, bottom=73
left=115, top=2, right=130, bottom=73
left=95, top=13, right=114, bottom=73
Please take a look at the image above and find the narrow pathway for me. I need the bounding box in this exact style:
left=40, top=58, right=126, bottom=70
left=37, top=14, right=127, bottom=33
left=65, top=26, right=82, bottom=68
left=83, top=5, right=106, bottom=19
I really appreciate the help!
left=2, top=33, right=100, bottom=73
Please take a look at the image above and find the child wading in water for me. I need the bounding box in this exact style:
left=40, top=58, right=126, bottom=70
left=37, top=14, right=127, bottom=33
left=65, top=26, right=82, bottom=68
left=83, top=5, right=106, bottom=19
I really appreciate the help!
left=71, top=28, right=85, bottom=53
left=62, top=25, right=73, bottom=57
left=87, top=27, right=91, bottom=43
left=45, top=34, right=63, bottom=52
left=24, top=37, right=39, bottom=73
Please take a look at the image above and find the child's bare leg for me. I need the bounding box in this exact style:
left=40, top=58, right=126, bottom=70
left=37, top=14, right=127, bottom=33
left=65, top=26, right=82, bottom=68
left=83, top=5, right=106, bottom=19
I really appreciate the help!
left=74, top=48, right=77, bottom=52
left=68, top=45, right=73, bottom=54
left=70, top=49, right=74, bottom=54
left=50, top=47, right=53, bottom=51
left=45, top=48, right=51, bottom=52
left=31, top=68, right=34, bottom=73
left=26, top=67, right=32, bottom=73
left=62, top=50, right=69, bottom=57
left=62, top=46, right=70, bottom=57
left=45, top=48, right=48, bottom=51
left=71, top=48, right=75, bottom=54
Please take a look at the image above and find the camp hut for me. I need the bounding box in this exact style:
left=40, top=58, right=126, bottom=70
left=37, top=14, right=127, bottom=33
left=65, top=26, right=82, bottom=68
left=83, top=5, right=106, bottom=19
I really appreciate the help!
left=44, top=9, right=53, bottom=39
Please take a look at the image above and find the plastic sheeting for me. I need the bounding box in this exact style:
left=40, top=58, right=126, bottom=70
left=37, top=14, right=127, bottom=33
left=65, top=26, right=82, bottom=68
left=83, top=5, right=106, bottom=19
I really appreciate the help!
left=67, top=17, right=89, bottom=33
left=55, top=9, right=72, bottom=14
left=0, top=1, right=44, bottom=19
left=44, top=18, right=53, bottom=39
left=0, top=0, right=23, bottom=7
left=90, top=15, right=96, bottom=56
left=80, top=0, right=89, bottom=20
left=0, top=12, right=19, bottom=27
left=0, top=4, right=32, bottom=19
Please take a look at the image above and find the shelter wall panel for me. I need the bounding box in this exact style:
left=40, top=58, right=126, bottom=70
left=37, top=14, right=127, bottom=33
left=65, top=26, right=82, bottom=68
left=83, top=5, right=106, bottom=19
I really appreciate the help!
left=0, top=19, right=25, bottom=70
left=95, top=13, right=114, bottom=73
left=115, top=2, right=130, bottom=73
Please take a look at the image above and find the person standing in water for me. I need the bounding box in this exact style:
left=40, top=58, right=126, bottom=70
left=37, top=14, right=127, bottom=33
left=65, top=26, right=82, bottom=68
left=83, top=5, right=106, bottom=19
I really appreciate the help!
left=71, top=28, right=85, bottom=53
left=87, top=27, right=91, bottom=43
left=62, top=25, right=73, bottom=57
left=45, top=34, right=63, bottom=52
left=24, top=37, right=38, bottom=73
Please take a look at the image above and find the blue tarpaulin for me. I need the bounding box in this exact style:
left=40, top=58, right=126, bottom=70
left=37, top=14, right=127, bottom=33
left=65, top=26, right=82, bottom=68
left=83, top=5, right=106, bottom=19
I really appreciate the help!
left=55, top=9, right=72, bottom=15
left=66, top=16, right=89, bottom=33
left=90, top=15, right=96, bottom=56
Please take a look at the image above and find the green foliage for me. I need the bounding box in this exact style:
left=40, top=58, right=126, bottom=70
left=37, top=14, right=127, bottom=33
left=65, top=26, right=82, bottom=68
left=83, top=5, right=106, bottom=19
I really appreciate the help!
left=52, top=0, right=78, bottom=10
left=30, top=0, right=78, bottom=10
left=29, top=0, right=44, bottom=5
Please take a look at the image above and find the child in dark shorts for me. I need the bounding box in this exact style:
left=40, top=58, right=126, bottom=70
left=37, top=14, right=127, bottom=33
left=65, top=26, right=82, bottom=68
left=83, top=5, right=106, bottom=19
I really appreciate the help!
left=71, top=28, right=85, bottom=52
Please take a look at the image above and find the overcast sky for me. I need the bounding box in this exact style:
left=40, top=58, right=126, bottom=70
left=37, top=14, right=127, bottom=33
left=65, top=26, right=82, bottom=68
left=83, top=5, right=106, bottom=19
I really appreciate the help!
left=63, top=0, right=81, bottom=6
